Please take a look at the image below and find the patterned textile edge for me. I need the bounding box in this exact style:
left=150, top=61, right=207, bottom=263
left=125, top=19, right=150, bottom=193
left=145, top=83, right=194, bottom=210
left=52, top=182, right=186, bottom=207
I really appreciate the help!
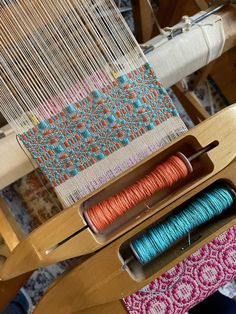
left=20, top=63, right=187, bottom=205
left=123, top=225, right=236, bottom=314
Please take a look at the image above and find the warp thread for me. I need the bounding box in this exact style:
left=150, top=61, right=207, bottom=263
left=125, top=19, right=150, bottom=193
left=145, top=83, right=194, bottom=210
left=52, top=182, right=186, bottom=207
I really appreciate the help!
left=1, top=0, right=187, bottom=206
left=131, top=185, right=234, bottom=264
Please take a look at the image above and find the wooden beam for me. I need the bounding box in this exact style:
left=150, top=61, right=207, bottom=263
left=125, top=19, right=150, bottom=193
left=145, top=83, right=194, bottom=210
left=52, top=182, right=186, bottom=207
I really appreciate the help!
left=131, top=0, right=154, bottom=42
left=0, top=198, right=24, bottom=251
left=0, top=198, right=32, bottom=312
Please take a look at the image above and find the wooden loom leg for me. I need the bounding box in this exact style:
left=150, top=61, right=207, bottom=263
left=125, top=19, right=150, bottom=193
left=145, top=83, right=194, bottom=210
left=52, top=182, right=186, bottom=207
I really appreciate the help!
left=132, top=0, right=194, bottom=41
left=131, top=0, right=154, bottom=43
left=0, top=198, right=32, bottom=311
left=172, top=82, right=210, bottom=125
left=0, top=198, right=24, bottom=251
left=0, top=273, right=32, bottom=312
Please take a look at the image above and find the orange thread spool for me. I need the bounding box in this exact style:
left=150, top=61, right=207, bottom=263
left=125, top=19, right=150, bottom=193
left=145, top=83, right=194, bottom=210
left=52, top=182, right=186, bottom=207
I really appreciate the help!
left=85, top=155, right=191, bottom=232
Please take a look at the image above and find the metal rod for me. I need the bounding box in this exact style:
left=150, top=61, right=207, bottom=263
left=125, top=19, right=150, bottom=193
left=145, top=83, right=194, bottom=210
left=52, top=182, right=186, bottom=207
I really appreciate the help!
left=167, top=4, right=225, bottom=40
left=192, top=4, right=225, bottom=24
left=143, top=4, right=225, bottom=53
left=188, top=141, right=218, bottom=162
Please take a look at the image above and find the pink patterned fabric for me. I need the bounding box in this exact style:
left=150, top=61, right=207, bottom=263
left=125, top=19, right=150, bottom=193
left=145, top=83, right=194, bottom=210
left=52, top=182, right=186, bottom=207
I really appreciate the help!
left=123, top=225, right=236, bottom=314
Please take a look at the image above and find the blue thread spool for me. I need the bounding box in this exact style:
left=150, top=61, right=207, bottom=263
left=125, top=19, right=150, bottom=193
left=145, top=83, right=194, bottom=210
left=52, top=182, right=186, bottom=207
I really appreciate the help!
left=130, top=185, right=234, bottom=265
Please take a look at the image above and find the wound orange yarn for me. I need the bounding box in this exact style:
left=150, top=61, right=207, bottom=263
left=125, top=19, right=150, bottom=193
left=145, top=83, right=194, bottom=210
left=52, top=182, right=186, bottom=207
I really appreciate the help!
left=86, top=155, right=189, bottom=232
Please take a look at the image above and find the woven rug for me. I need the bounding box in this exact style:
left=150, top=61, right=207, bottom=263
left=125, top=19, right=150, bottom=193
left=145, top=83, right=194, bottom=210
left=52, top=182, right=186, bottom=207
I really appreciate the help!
left=123, top=225, right=236, bottom=314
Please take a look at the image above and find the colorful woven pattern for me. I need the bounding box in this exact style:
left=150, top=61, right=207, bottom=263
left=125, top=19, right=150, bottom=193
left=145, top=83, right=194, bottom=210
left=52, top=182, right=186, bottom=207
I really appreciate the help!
left=20, top=63, right=178, bottom=187
left=123, top=225, right=236, bottom=314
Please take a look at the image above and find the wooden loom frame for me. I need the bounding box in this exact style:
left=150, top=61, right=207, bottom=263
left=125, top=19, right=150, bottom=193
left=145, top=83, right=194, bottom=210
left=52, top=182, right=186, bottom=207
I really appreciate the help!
left=0, top=2, right=236, bottom=313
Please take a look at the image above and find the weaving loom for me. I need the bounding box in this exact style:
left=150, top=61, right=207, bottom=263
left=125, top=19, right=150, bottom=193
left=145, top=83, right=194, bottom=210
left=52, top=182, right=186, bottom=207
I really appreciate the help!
left=0, top=1, right=236, bottom=313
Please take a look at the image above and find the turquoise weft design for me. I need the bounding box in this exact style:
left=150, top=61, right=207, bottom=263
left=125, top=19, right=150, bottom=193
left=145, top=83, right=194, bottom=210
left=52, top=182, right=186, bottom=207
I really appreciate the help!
left=20, top=63, right=179, bottom=187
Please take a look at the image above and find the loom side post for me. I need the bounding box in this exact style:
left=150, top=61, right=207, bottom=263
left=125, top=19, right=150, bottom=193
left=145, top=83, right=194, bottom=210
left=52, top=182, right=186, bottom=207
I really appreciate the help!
left=0, top=198, right=32, bottom=311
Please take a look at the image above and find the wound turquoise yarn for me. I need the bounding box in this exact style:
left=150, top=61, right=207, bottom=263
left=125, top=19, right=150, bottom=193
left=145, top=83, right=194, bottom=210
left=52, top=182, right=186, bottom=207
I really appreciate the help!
left=131, top=185, right=234, bottom=264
